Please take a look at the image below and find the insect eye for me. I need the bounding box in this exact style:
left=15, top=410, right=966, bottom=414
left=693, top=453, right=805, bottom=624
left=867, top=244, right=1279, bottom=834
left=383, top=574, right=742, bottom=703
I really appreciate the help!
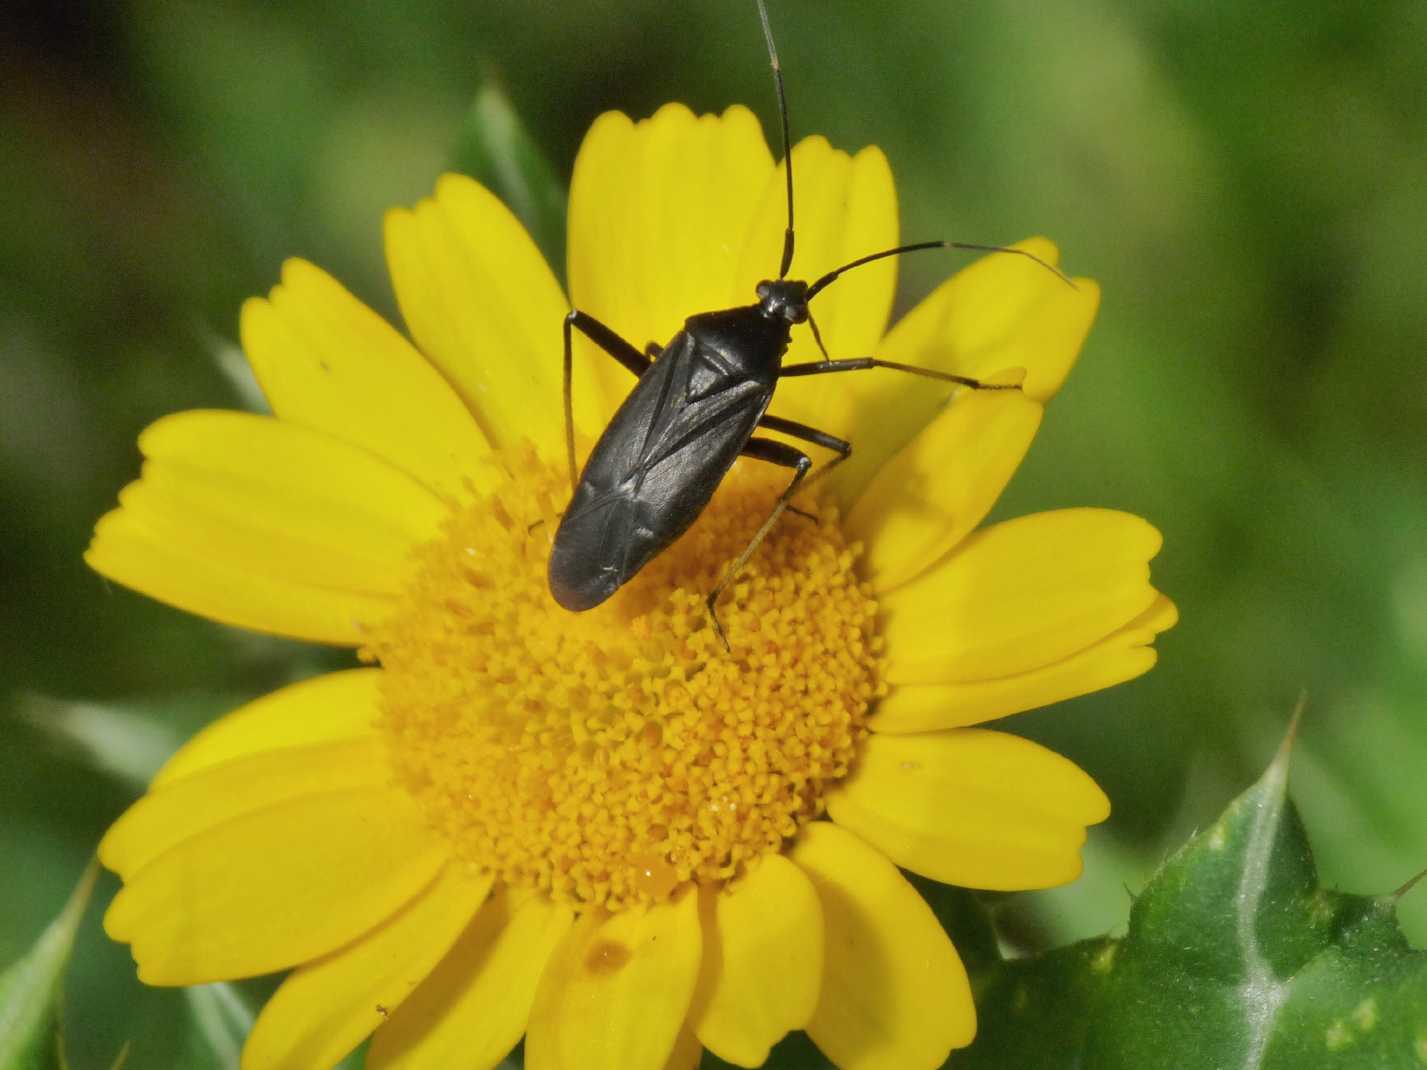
left=788, top=305, right=808, bottom=324
left=756, top=281, right=772, bottom=300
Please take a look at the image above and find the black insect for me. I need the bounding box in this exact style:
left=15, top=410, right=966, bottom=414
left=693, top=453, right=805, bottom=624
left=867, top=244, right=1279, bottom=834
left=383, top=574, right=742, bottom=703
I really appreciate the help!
left=548, top=0, right=1069, bottom=648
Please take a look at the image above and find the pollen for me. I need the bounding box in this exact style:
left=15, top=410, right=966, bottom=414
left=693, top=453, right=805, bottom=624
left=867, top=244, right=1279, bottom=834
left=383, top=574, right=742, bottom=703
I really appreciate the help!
left=364, top=448, right=884, bottom=911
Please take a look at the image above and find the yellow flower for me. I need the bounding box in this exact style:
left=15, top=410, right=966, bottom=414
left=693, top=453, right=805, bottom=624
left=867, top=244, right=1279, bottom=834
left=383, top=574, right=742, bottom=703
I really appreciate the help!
left=88, top=103, right=1174, bottom=1070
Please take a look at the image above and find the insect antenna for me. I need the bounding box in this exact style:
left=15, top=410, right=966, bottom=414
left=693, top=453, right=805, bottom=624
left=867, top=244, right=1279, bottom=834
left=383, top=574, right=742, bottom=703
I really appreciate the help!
left=805, top=240, right=1076, bottom=303
left=757, top=0, right=796, bottom=280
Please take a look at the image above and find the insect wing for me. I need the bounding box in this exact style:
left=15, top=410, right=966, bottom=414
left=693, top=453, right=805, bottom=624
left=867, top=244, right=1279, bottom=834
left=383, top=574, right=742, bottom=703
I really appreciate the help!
left=549, top=334, right=771, bottom=609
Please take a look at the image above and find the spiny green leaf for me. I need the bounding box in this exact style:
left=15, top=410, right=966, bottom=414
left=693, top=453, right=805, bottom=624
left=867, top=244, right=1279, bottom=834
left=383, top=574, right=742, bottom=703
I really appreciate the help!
left=451, top=83, right=567, bottom=278
left=0, top=862, right=97, bottom=1070
left=964, top=722, right=1427, bottom=1069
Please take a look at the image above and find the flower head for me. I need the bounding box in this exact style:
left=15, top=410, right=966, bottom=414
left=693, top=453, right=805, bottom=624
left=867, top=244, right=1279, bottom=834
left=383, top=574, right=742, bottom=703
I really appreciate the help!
left=89, top=103, right=1173, bottom=1070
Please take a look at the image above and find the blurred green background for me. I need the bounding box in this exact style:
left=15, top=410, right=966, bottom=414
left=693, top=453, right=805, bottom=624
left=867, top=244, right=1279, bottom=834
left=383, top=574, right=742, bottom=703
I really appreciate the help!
left=3, top=0, right=1425, bottom=1065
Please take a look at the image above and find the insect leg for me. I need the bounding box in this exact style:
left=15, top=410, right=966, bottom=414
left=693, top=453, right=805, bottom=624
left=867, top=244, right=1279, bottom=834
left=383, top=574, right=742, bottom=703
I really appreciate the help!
left=780, top=356, right=1021, bottom=391
left=757, top=413, right=851, bottom=457
left=754, top=413, right=851, bottom=520
left=708, top=436, right=849, bottom=652
left=562, top=309, right=653, bottom=490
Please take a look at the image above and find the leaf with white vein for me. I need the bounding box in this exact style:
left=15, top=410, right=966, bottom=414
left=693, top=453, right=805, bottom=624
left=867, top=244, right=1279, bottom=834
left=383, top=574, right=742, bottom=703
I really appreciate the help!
left=959, top=721, right=1427, bottom=1070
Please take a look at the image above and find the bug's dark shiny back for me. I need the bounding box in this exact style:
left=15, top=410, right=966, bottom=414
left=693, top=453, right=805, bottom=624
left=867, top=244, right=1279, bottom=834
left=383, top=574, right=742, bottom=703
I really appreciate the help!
left=548, top=307, right=788, bottom=611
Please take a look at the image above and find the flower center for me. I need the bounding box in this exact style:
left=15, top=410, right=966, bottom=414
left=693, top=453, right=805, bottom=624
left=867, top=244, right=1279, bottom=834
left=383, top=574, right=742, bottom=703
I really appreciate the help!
left=364, top=448, right=883, bottom=911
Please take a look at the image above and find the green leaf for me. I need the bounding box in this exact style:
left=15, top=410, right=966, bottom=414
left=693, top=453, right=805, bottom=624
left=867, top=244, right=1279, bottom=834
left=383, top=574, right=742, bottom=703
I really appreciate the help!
left=16, top=691, right=249, bottom=789
left=180, top=983, right=253, bottom=1069
left=451, top=83, right=567, bottom=277
left=965, top=722, right=1427, bottom=1069
left=0, top=862, right=98, bottom=1070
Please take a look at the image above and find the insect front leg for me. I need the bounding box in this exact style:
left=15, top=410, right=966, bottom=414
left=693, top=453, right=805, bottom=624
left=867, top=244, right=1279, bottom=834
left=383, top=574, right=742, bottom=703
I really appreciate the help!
left=562, top=310, right=654, bottom=491
left=780, top=356, right=1022, bottom=391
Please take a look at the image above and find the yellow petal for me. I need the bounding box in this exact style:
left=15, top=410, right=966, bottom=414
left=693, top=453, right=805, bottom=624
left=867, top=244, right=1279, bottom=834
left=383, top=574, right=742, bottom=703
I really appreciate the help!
left=151, top=669, right=381, bottom=788
left=826, top=730, right=1109, bottom=890
left=86, top=511, right=392, bottom=646
left=839, top=239, right=1098, bottom=501
left=881, top=508, right=1163, bottom=683
left=385, top=173, right=583, bottom=458
left=873, top=595, right=1178, bottom=732
left=86, top=410, right=447, bottom=644
left=136, top=410, right=444, bottom=560
left=239, top=258, right=495, bottom=501
left=567, top=105, right=773, bottom=411
left=885, top=237, right=1096, bottom=401
left=662, top=1029, right=703, bottom=1070
left=845, top=387, right=1043, bottom=591
left=101, top=738, right=392, bottom=880
left=241, top=863, right=492, bottom=1070
left=367, top=890, right=572, bottom=1070
left=103, top=788, right=446, bottom=985
left=689, top=854, right=823, bottom=1067
left=750, top=140, right=899, bottom=445
left=525, top=891, right=702, bottom=1070
left=790, top=823, right=973, bottom=1070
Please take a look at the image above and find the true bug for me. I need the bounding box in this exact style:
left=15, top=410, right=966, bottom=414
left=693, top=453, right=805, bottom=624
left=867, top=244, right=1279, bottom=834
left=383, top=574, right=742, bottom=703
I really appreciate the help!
left=548, top=0, right=1069, bottom=648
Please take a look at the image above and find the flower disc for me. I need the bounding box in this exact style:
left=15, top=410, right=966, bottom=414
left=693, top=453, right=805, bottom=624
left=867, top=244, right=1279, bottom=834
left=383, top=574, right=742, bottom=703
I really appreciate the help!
left=366, top=451, right=884, bottom=910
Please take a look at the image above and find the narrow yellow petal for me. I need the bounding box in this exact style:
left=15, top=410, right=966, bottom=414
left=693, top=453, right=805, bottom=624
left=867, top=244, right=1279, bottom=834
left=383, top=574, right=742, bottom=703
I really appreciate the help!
left=689, top=855, right=823, bottom=1067
left=385, top=174, right=582, bottom=458
left=840, top=239, right=1099, bottom=501
left=826, top=730, right=1109, bottom=890
left=791, top=823, right=974, bottom=1070
left=565, top=109, right=640, bottom=414
left=103, top=788, right=446, bottom=985
left=749, top=141, right=899, bottom=450
left=240, top=258, right=495, bottom=501
left=137, top=410, right=446, bottom=554
left=567, top=105, right=773, bottom=411
left=873, top=595, right=1177, bottom=732
left=367, top=890, right=572, bottom=1070
left=525, top=891, right=701, bottom=1070
left=86, top=511, right=392, bottom=645
left=86, top=410, right=447, bottom=644
left=881, top=508, right=1163, bottom=683
left=241, top=863, right=492, bottom=1070
left=846, top=388, right=1043, bottom=591
left=742, top=140, right=898, bottom=363
left=151, top=669, right=381, bottom=788
left=101, top=739, right=392, bottom=879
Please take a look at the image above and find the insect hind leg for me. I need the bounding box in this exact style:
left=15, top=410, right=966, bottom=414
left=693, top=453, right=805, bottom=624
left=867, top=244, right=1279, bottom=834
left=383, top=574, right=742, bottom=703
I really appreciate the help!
left=754, top=413, right=852, bottom=522
left=707, top=435, right=850, bottom=652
